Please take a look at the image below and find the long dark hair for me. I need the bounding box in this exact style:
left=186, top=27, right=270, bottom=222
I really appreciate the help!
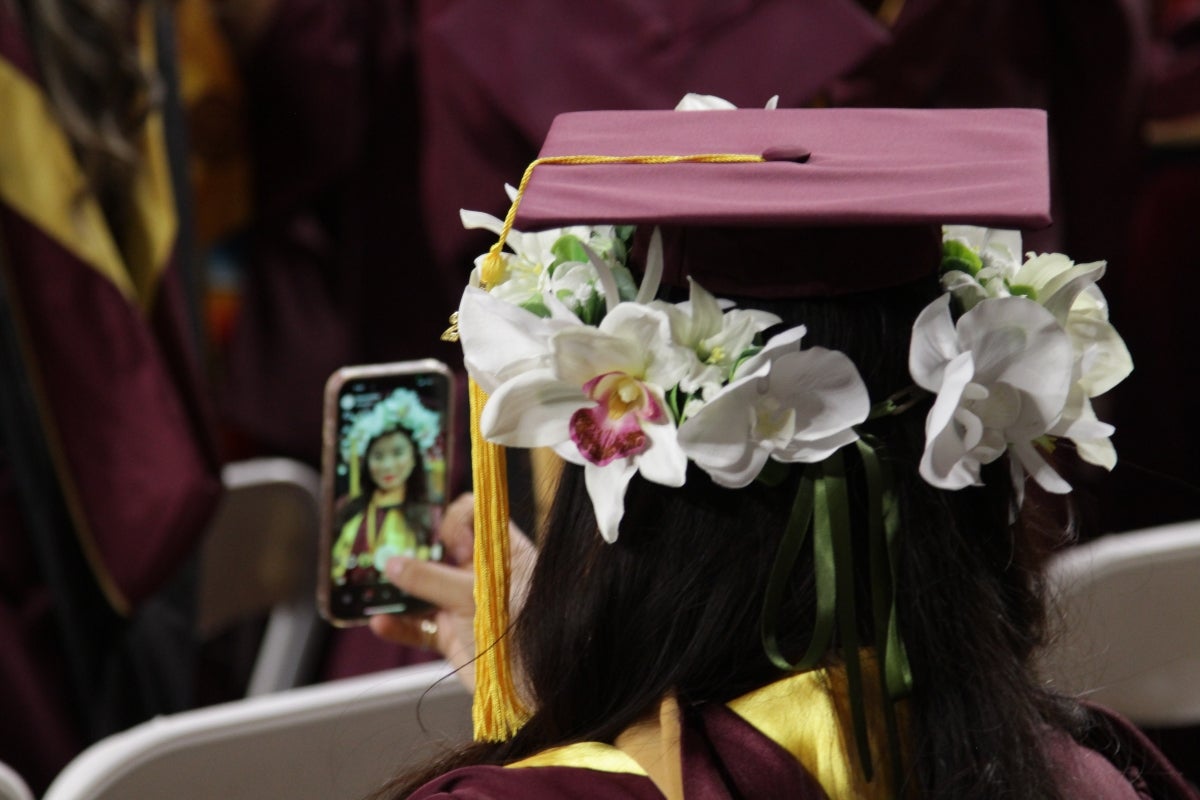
left=16, top=0, right=158, bottom=221
left=376, top=278, right=1085, bottom=799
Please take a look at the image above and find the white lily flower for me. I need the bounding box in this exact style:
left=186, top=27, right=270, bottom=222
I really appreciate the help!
left=654, top=278, right=781, bottom=397
left=677, top=327, right=870, bottom=488
left=910, top=294, right=1074, bottom=493
left=479, top=303, right=692, bottom=542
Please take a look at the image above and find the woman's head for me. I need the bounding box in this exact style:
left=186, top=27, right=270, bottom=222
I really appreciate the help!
left=367, top=429, right=418, bottom=494
left=363, top=427, right=426, bottom=501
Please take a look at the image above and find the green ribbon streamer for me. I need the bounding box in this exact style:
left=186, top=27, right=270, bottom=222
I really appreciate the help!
left=820, top=450, right=874, bottom=782
left=859, top=436, right=910, bottom=793
left=760, top=437, right=915, bottom=791
left=761, top=471, right=832, bottom=672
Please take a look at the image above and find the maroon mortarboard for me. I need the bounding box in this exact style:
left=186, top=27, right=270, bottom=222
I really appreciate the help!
left=510, top=107, right=1050, bottom=296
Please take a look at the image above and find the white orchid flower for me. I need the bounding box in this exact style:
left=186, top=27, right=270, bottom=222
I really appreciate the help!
left=479, top=303, right=692, bottom=542
left=910, top=294, right=1074, bottom=493
left=457, top=286, right=581, bottom=395
left=653, top=278, right=782, bottom=396
left=677, top=327, right=870, bottom=488
left=938, top=229, right=1133, bottom=472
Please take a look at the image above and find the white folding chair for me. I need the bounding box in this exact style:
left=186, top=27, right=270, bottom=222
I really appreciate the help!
left=0, top=761, right=33, bottom=800
left=198, top=457, right=324, bottom=695
left=43, top=661, right=472, bottom=800
left=1039, top=519, right=1200, bottom=726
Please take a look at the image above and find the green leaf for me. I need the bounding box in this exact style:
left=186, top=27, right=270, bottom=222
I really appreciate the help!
left=519, top=296, right=552, bottom=318
left=583, top=290, right=604, bottom=326
left=550, top=234, right=589, bottom=274
left=755, top=459, right=791, bottom=487
left=1008, top=283, right=1037, bottom=300
left=731, top=346, right=763, bottom=378
left=666, top=386, right=684, bottom=422
left=941, top=240, right=983, bottom=276
left=612, top=264, right=639, bottom=302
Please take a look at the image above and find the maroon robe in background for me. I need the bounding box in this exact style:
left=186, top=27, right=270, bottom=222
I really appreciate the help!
left=220, top=0, right=461, bottom=465
left=407, top=700, right=1197, bottom=799
left=416, top=0, right=1151, bottom=278
left=0, top=4, right=221, bottom=791
left=1105, top=1, right=1200, bottom=533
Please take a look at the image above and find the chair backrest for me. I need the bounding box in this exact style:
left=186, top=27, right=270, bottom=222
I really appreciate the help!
left=0, top=761, right=33, bottom=800
left=1039, top=519, right=1200, bottom=727
left=43, top=661, right=472, bottom=800
left=198, top=457, right=325, bottom=695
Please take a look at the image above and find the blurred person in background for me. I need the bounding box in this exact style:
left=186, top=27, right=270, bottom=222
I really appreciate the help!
left=0, top=0, right=220, bottom=790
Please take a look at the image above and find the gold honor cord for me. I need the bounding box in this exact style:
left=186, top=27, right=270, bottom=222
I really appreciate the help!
left=455, top=151, right=766, bottom=741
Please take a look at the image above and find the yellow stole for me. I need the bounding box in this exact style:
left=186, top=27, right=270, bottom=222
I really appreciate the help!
left=0, top=5, right=176, bottom=311
left=507, top=659, right=905, bottom=800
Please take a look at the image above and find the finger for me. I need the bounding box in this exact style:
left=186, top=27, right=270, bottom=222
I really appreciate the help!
left=368, top=613, right=431, bottom=649
left=385, top=556, right=474, bottom=611
left=439, top=493, right=476, bottom=565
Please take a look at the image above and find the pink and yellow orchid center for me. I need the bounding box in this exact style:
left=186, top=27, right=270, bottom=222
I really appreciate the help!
left=569, top=371, right=667, bottom=466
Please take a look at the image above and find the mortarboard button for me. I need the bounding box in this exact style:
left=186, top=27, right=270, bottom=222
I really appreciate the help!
left=761, top=146, right=811, bottom=163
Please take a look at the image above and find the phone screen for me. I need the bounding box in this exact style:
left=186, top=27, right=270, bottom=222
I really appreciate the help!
left=319, top=361, right=453, bottom=624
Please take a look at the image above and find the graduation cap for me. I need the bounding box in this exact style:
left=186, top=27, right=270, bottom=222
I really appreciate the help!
left=505, top=107, right=1050, bottom=297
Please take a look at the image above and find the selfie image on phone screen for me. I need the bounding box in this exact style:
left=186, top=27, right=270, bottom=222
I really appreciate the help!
left=321, top=362, right=452, bottom=623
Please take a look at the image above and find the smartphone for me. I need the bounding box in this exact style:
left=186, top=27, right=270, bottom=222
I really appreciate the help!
left=318, top=360, right=454, bottom=626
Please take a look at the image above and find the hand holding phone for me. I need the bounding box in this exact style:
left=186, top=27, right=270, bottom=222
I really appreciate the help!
left=370, top=492, right=538, bottom=688
left=319, top=360, right=454, bottom=625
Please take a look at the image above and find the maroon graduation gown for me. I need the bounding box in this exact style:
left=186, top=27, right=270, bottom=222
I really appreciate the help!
left=406, top=700, right=1197, bottom=799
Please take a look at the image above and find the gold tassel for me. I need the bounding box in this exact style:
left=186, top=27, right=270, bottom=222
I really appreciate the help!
left=469, top=379, right=530, bottom=740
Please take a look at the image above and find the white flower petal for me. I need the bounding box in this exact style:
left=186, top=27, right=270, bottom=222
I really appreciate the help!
left=909, top=294, right=961, bottom=392
left=685, top=279, right=725, bottom=341
left=459, top=209, right=506, bottom=237
left=585, top=460, right=638, bottom=543
left=675, top=93, right=738, bottom=110
left=762, top=347, right=870, bottom=441
left=552, top=326, right=645, bottom=388
left=480, top=369, right=589, bottom=448
left=636, top=227, right=664, bottom=304
left=459, top=287, right=576, bottom=393
left=1075, top=437, right=1118, bottom=471
left=1069, top=317, right=1132, bottom=397
left=774, top=428, right=861, bottom=464
left=956, top=297, right=1072, bottom=428
left=735, top=325, right=806, bottom=379
left=1010, top=441, right=1071, bottom=494
left=636, top=419, right=688, bottom=487
left=677, top=383, right=764, bottom=488
left=919, top=352, right=980, bottom=489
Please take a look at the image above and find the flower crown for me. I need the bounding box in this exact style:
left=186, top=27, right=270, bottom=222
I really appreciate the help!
left=458, top=206, right=1132, bottom=543
left=340, top=387, right=441, bottom=464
